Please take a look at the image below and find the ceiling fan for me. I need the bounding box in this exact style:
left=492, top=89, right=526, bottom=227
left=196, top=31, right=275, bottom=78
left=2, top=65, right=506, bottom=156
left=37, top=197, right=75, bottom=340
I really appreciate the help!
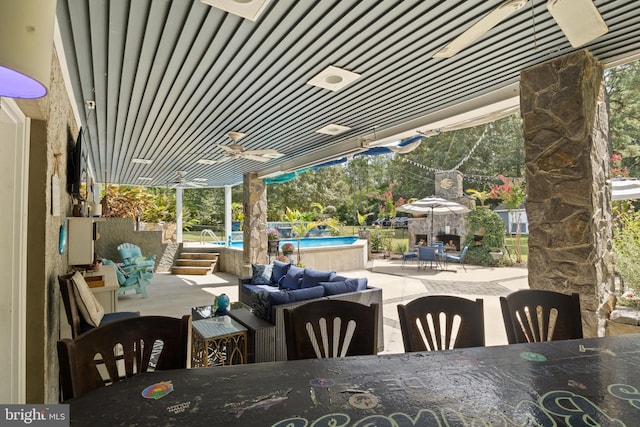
left=170, top=170, right=205, bottom=188
left=432, top=0, right=608, bottom=58
left=197, top=131, right=284, bottom=165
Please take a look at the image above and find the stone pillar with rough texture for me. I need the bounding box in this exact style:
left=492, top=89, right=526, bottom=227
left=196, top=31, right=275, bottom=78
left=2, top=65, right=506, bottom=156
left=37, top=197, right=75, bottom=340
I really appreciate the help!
left=520, top=50, right=614, bottom=338
left=243, top=172, right=268, bottom=267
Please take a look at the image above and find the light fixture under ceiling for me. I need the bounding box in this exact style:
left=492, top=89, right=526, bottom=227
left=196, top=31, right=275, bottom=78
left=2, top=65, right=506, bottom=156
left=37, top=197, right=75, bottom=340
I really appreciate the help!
left=316, top=124, right=351, bottom=135
left=200, top=0, right=272, bottom=22
left=307, top=66, right=361, bottom=92
left=547, top=0, right=608, bottom=48
left=0, top=0, right=56, bottom=98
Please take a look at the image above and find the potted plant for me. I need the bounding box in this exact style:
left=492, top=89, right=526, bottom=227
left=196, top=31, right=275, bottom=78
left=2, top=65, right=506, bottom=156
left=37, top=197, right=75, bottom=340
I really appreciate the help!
left=267, top=229, right=281, bottom=255
left=281, top=243, right=295, bottom=257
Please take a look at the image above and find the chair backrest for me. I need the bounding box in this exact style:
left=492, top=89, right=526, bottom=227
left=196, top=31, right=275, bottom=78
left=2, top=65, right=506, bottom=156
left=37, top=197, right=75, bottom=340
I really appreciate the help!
left=57, top=314, right=191, bottom=401
left=58, top=274, right=85, bottom=338
left=283, top=300, right=379, bottom=360
left=418, top=246, right=437, bottom=261
left=397, top=296, right=485, bottom=352
left=500, top=289, right=583, bottom=344
left=117, top=243, right=143, bottom=264
left=459, top=245, right=469, bottom=260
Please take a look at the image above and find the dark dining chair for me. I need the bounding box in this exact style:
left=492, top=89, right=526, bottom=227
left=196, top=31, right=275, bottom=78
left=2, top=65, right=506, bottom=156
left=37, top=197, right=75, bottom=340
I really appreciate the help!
left=58, top=273, right=139, bottom=338
left=57, top=314, right=191, bottom=401
left=283, top=300, right=379, bottom=360
left=500, top=289, right=583, bottom=344
left=397, top=296, right=485, bottom=352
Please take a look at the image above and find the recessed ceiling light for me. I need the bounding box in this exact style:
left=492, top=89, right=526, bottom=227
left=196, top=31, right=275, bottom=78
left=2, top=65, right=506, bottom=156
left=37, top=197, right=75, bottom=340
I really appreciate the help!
left=132, top=158, right=153, bottom=164
left=197, top=159, right=217, bottom=165
left=137, top=177, right=153, bottom=181
left=316, top=124, right=351, bottom=135
left=307, top=66, right=361, bottom=91
left=200, top=0, right=272, bottom=22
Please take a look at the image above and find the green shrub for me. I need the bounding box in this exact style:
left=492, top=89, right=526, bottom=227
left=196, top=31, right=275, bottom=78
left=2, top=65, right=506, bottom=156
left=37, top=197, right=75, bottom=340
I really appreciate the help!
left=464, top=208, right=505, bottom=266
left=395, top=241, right=408, bottom=254
left=613, top=207, right=640, bottom=295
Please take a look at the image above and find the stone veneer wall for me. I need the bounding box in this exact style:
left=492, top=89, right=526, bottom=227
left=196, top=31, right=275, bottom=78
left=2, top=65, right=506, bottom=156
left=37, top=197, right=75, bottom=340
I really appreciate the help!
left=521, top=50, right=614, bottom=337
left=21, top=48, right=78, bottom=403
left=242, top=173, right=268, bottom=276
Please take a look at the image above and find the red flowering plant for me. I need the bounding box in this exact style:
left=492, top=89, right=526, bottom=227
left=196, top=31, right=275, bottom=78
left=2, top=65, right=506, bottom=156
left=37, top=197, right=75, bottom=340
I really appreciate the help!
left=610, top=153, right=629, bottom=178
left=488, top=174, right=526, bottom=264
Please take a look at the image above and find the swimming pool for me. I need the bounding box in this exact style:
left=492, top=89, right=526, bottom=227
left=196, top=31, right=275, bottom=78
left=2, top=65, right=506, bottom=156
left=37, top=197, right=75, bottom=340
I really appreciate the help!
left=229, top=236, right=358, bottom=249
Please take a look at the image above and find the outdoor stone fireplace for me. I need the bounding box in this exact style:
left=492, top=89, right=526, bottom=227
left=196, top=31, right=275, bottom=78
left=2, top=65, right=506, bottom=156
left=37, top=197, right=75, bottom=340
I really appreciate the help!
left=407, top=171, right=474, bottom=251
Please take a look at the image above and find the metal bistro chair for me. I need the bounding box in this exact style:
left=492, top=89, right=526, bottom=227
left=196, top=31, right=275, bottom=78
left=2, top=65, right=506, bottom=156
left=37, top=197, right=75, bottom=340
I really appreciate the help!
left=418, top=246, right=439, bottom=271
left=397, top=296, right=485, bottom=352
left=445, top=245, right=469, bottom=271
left=401, top=251, right=418, bottom=269
left=283, top=300, right=379, bottom=360
left=500, top=289, right=583, bottom=344
left=57, top=315, right=191, bottom=401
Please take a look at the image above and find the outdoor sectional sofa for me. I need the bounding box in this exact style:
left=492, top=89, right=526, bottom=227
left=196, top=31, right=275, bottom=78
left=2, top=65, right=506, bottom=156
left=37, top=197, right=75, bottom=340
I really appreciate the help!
left=238, top=261, right=384, bottom=360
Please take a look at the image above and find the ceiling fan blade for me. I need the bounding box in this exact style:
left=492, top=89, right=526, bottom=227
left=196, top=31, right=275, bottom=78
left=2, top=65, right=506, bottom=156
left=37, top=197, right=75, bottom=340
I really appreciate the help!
left=242, top=154, right=272, bottom=162
left=216, top=156, right=233, bottom=163
left=432, top=0, right=527, bottom=58
left=214, top=143, right=244, bottom=154
left=547, top=0, right=608, bottom=48
left=196, top=158, right=218, bottom=165
left=244, top=149, right=284, bottom=159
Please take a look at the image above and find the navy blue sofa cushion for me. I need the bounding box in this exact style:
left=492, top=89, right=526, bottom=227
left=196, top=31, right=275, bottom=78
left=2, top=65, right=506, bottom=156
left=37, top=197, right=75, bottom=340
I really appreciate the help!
left=300, top=268, right=335, bottom=289
left=271, top=260, right=291, bottom=286
left=281, top=265, right=304, bottom=290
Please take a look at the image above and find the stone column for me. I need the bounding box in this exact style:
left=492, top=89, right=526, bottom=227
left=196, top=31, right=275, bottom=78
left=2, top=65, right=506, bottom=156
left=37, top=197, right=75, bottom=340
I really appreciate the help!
left=521, top=50, right=614, bottom=337
left=243, top=172, right=268, bottom=266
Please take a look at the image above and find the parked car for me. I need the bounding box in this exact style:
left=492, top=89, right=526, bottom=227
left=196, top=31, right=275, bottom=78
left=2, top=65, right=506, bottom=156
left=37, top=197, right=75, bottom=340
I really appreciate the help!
left=372, top=217, right=391, bottom=227
left=393, top=217, right=409, bottom=228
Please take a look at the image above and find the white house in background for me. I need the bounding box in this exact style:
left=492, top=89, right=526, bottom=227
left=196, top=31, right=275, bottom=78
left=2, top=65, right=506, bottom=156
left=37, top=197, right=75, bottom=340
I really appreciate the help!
left=495, top=204, right=529, bottom=235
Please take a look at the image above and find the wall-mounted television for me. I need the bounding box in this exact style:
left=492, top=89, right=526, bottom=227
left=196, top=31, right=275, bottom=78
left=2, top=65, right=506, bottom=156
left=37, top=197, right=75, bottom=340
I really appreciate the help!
left=67, top=127, right=83, bottom=198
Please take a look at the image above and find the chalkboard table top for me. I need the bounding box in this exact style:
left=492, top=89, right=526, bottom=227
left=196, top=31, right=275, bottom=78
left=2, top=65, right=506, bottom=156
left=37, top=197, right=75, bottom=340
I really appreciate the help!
left=67, top=334, right=640, bottom=426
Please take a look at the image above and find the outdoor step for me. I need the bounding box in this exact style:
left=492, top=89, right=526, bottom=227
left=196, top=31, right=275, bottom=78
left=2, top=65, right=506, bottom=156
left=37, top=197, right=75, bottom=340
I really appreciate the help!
left=171, top=265, right=212, bottom=275
left=176, top=259, right=214, bottom=268
left=180, top=252, right=219, bottom=260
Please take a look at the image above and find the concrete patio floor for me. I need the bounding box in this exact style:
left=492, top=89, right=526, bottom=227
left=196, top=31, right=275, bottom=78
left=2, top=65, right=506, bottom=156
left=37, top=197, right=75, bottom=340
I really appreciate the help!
left=118, top=258, right=529, bottom=355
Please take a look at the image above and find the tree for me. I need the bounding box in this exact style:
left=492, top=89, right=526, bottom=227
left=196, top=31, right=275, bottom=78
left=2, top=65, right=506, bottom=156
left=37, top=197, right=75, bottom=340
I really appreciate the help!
left=488, top=174, right=526, bottom=263
left=606, top=61, right=640, bottom=176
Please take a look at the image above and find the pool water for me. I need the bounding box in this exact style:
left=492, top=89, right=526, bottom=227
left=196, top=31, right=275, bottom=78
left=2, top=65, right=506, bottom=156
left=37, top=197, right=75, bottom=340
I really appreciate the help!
left=228, top=236, right=358, bottom=249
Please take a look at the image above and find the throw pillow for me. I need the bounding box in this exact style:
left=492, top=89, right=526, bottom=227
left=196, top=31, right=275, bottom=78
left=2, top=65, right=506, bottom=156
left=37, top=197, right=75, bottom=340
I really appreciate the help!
left=319, top=280, right=358, bottom=296
left=251, top=263, right=274, bottom=285
left=71, top=271, right=105, bottom=327
left=271, top=260, right=291, bottom=286
left=281, top=265, right=304, bottom=290
left=300, top=268, right=335, bottom=289
left=346, top=277, right=368, bottom=291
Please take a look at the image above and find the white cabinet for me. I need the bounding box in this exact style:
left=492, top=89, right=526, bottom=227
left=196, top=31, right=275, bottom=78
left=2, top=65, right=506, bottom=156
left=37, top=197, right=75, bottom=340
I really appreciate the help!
left=67, top=217, right=95, bottom=265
